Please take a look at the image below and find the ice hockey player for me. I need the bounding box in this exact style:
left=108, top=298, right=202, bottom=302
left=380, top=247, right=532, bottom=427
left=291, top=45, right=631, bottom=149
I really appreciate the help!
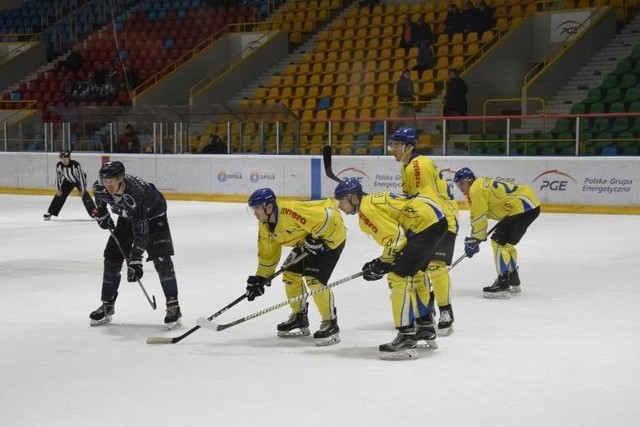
left=246, top=188, right=346, bottom=346
left=334, top=178, right=448, bottom=360
left=388, top=127, right=459, bottom=336
left=89, top=161, right=182, bottom=328
left=453, top=167, right=541, bottom=299
left=43, top=150, right=96, bottom=220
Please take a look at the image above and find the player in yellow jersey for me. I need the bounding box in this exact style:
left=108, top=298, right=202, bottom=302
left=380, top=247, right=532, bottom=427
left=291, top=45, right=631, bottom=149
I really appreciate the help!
left=453, top=167, right=541, bottom=299
left=389, top=128, right=459, bottom=336
left=246, top=188, right=347, bottom=345
left=334, top=178, right=448, bottom=360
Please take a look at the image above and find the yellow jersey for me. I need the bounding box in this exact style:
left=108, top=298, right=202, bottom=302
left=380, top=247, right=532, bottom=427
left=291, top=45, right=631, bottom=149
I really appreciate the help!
left=358, top=190, right=447, bottom=264
left=400, top=154, right=459, bottom=234
left=467, top=177, right=541, bottom=240
left=255, top=199, right=346, bottom=277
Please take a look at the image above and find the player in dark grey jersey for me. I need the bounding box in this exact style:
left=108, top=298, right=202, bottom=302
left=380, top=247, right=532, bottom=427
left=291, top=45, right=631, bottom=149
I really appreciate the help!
left=89, top=160, right=182, bottom=329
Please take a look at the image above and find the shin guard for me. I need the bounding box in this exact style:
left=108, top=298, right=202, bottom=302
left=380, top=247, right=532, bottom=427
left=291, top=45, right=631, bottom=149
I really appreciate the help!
left=492, top=240, right=518, bottom=275
left=101, top=259, right=122, bottom=302
left=427, top=261, right=451, bottom=307
left=282, top=270, right=306, bottom=312
left=303, top=277, right=336, bottom=321
left=153, top=256, right=178, bottom=299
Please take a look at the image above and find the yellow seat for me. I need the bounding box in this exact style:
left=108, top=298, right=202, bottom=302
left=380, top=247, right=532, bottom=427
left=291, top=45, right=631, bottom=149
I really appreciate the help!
left=451, top=55, right=464, bottom=69
left=466, top=43, right=479, bottom=57
left=436, top=56, right=449, bottom=69
left=466, top=32, right=478, bottom=44
left=450, top=44, right=464, bottom=57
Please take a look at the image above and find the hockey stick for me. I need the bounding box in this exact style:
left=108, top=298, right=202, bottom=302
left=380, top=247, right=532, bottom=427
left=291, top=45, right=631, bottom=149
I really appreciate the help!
left=449, top=223, right=498, bottom=270
left=146, top=251, right=309, bottom=344
left=196, top=271, right=364, bottom=332
left=322, top=145, right=343, bottom=183
left=95, top=218, right=158, bottom=310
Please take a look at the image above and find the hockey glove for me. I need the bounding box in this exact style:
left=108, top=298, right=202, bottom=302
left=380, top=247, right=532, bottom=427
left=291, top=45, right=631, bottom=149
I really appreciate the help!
left=127, top=257, right=144, bottom=282
left=92, top=208, right=114, bottom=230
left=362, top=258, right=392, bottom=281
left=464, top=237, right=481, bottom=258
left=246, top=275, right=271, bottom=301
left=303, top=235, right=328, bottom=255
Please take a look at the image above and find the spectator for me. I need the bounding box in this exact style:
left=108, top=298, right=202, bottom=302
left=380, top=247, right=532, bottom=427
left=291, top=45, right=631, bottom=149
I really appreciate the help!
left=61, top=45, right=84, bottom=73
left=462, top=0, right=479, bottom=34
left=443, top=69, right=469, bottom=133
left=202, top=134, right=227, bottom=154
left=396, top=69, right=417, bottom=129
left=414, top=15, right=433, bottom=45
left=116, top=124, right=141, bottom=153
left=444, top=4, right=464, bottom=38
left=63, top=76, right=77, bottom=103
left=413, top=40, right=435, bottom=73
left=474, top=0, right=494, bottom=37
left=398, top=15, right=416, bottom=54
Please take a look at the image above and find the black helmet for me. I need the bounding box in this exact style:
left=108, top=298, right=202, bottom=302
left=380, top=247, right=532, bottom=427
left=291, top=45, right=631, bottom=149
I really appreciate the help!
left=99, top=161, right=125, bottom=182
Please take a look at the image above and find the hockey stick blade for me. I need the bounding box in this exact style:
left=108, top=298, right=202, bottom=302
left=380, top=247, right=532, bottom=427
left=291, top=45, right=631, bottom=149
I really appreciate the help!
left=145, top=252, right=308, bottom=344
left=322, top=145, right=343, bottom=183
left=146, top=336, right=176, bottom=344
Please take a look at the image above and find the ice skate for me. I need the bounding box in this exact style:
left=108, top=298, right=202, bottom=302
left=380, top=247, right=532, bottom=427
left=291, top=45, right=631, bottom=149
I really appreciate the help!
left=379, top=327, right=419, bottom=361
left=164, top=298, right=182, bottom=330
left=483, top=273, right=511, bottom=299
left=313, top=309, right=340, bottom=346
left=437, top=305, right=454, bottom=337
left=43, top=213, right=51, bottom=221
left=508, top=269, right=521, bottom=295
left=277, top=303, right=310, bottom=337
left=415, top=315, right=438, bottom=349
left=89, top=302, right=114, bottom=326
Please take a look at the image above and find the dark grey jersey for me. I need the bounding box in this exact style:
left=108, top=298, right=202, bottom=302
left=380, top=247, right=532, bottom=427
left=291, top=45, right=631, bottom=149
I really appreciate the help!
left=94, top=174, right=167, bottom=257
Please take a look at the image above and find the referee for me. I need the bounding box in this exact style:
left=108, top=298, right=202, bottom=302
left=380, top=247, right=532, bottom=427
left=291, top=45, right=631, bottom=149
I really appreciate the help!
left=43, top=150, right=96, bottom=220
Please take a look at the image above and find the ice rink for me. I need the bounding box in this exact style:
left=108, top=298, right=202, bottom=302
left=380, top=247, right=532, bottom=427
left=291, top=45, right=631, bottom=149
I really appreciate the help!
left=1, top=193, right=639, bottom=427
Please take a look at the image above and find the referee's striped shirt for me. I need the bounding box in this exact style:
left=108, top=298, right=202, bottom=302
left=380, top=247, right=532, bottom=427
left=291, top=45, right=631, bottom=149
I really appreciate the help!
left=56, top=160, right=88, bottom=191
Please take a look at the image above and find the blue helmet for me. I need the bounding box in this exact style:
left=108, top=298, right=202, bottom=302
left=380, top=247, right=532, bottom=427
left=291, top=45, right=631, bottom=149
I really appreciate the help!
left=334, top=178, right=363, bottom=199
left=453, top=167, right=476, bottom=183
left=248, top=188, right=276, bottom=207
left=390, top=127, right=418, bottom=147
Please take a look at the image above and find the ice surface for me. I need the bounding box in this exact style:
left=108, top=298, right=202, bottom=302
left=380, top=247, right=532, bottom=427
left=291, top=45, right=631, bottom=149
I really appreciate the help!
left=1, top=194, right=639, bottom=427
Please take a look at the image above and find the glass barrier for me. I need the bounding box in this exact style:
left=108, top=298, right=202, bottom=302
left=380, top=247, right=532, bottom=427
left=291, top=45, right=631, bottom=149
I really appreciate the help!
left=2, top=107, right=639, bottom=156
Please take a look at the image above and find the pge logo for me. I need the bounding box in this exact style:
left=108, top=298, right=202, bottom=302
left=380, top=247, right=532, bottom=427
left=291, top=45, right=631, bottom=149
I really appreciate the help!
left=336, top=167, right=370, bottom=180
left=557, top=20, right=581, bottom=36
left=533, top=169, right=577, bottom=191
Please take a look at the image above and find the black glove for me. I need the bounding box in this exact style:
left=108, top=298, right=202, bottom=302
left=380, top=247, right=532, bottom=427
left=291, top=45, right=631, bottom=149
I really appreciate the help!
left=246, top=275, right=271, bottom=301
left=127, top=257, right=144, bottom=282
left=92, top=208, right=114, bottom=230
left=362, top=258, right=392, bottom=281
left=303, top=235, right=327, bottom=255
left=464, top=237, right=481, bottom=258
